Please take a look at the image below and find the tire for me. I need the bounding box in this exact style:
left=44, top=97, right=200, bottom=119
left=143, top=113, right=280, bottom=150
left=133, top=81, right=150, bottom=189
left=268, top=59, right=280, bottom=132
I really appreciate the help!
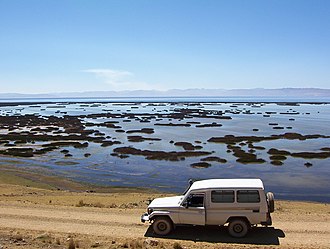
left=152, top=217, right=173, bottom=236
left=267, top=192, right=275, bottom=213
left=228, top=219, right=249, bottom=238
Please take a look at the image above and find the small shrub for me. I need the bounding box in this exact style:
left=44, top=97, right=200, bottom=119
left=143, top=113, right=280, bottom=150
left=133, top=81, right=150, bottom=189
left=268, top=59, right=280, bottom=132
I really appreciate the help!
left=173, top=242, right=183, bottom=249
left=109, top=203, right=117, bottom=208
left=68, top=238, right=75, bottom=249
left=35, top=233, right=51, bottom=241
left=76, top=200, right=85, bottom=207
left=92, top=202, right=105, bottom=208
left=12, top=233, right=23, bottom=241
left=55, top=238, right=61, bottom=245
left=91, top=241, right=100, bottom=248
left=130, top=239, right=143, bottom=249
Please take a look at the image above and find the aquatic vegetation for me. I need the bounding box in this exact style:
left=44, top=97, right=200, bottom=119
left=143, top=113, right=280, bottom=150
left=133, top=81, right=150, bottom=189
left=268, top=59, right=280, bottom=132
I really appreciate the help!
left=154, top=122, right=191, bottom=127
left=268, top=148, right=291, bottom=155
left=191, top=162, right=211, bottom=168
left=196, top=123, right=222, bottom=128
left=101, top=141, right=122, bottom=147
left=43, top=142, right=88, bottom=148
left=126, top=128, right=154, bottom=134
left=1, top=147, right=34, bottom=157
left=247, top=144, right=265, bottom=150
left=113, top=146, right=211, bottom=161
left=200, top=156, right=227, bottom=163
left=208, top=133, right=330, bottom=144
left=127, top=136, right=161, bottom=142
left=291, top=151, right=330, bottom=159
left=174, top=142, right=202, bottom=151
left=269, top=155, right=287, bottom=161
left=232, top=148, right=266, bottom=164
left=271, top=160, right=284, bottom=166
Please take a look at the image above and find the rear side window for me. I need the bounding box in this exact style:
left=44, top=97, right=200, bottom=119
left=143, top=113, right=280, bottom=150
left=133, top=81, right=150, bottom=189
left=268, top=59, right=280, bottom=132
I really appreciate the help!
left=237, top=190, right=260, bottom=203
left=211, top=190, right=234, bottom=203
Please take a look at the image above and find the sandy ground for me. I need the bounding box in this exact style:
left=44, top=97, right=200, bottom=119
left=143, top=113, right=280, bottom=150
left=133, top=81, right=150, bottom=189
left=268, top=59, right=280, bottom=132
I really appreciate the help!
left=0, top=183, right=329, bottom=249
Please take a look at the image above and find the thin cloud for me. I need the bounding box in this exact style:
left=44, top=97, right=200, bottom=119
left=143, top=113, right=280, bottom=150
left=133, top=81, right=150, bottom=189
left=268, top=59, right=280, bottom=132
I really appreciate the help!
left=83, top=68, right=161, bottom=91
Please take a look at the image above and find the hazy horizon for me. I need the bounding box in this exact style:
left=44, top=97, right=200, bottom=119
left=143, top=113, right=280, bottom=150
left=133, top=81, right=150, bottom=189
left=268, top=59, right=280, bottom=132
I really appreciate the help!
left=1, top=87, right=330, bottom=99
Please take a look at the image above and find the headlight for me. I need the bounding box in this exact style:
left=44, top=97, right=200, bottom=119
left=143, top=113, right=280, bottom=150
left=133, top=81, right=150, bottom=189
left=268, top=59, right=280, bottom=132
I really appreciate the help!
left=147, top=208, right=153, bottom=214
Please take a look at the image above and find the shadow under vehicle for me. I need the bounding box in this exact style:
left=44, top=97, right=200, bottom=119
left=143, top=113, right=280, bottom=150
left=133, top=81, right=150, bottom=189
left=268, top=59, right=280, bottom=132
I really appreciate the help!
left=144, top=225, right=285, bottom=245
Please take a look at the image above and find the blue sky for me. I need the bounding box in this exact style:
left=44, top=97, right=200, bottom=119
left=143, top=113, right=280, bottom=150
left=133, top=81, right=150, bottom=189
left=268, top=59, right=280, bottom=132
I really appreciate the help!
left=0, top=0, right=329, bottom=93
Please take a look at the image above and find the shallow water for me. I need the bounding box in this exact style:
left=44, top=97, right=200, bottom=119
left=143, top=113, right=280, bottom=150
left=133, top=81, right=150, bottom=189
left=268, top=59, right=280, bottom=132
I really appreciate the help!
left=0, top=100, right=329, bottom=202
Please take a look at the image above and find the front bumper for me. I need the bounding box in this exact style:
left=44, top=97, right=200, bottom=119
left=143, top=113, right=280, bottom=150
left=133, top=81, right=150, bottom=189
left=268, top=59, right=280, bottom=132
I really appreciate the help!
left=141, top=213, right=150, bottom=223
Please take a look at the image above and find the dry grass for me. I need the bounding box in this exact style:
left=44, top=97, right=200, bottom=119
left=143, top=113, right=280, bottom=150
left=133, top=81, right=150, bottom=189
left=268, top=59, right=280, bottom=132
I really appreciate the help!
left=114, top=238, right=164, bottom=249
left=0, top=181, right=160, bottom=209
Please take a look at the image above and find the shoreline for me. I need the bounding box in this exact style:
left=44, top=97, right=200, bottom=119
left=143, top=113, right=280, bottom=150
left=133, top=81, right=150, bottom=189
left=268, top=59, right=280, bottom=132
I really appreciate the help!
left=0, top=165, right=328, bottom=204
left=0, top=164, right=158, bottom=194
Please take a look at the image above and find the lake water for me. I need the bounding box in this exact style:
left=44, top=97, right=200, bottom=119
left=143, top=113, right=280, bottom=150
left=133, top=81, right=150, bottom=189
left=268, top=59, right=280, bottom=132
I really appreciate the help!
left=0, top=97, right=329, bottom=202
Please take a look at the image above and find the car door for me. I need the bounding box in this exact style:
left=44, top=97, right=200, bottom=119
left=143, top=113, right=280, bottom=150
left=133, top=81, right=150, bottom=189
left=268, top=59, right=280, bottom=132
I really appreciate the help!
left=179, top=193, right=205, bottom=225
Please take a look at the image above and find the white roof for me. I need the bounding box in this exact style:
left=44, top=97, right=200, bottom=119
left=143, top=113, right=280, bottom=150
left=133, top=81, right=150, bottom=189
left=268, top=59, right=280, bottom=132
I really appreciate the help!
left=189, top=179, right=264, bottom=191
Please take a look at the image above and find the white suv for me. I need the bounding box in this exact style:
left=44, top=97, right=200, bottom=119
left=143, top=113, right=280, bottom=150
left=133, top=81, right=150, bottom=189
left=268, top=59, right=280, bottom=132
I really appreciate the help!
left=141, top=178, right=274, bottom=238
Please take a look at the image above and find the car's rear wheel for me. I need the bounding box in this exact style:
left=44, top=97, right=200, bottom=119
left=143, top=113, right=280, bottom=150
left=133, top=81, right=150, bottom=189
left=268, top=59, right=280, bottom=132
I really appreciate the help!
left=228, top=219, right=249, bottom=238
left=152, top=217, right=173, bottom=236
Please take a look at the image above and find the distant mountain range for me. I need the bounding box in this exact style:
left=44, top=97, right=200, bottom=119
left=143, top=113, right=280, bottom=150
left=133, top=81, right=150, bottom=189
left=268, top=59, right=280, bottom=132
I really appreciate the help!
left=0, top=88, right=330, bottom=98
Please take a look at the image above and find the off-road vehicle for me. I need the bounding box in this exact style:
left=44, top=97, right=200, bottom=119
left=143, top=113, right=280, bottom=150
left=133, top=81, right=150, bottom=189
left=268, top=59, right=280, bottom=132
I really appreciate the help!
left=141, top=178, right=274, bottom=237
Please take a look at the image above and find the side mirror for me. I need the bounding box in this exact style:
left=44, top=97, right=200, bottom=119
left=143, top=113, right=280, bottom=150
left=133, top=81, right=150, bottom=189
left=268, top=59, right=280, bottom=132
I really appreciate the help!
left=182, top=195, right=192, bottom=208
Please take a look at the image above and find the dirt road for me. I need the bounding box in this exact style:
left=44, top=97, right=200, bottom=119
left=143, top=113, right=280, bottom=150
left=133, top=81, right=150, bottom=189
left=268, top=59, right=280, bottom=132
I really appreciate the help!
left=0, top=200, right=329, bottom=248
left=0, top=203, right=144, bottom=237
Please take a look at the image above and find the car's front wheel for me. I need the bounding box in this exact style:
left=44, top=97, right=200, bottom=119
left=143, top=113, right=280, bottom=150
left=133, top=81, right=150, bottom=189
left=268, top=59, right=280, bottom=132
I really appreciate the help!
left=228, top=219, right=249, bottom=238
left=152, top=217, right=173, bottom=236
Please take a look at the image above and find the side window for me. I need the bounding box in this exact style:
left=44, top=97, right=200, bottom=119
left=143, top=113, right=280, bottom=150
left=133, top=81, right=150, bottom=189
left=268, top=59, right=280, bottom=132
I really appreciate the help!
left=237, top=190, right=260, bottom=203
left=187, top=194, right=204, bottom=207
left=211, top=190, right=234, bottom=203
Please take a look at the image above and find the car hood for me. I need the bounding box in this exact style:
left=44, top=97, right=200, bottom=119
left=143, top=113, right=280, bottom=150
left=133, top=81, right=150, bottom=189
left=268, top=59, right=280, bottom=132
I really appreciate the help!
left=149, top=195, right=184, bottom=208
